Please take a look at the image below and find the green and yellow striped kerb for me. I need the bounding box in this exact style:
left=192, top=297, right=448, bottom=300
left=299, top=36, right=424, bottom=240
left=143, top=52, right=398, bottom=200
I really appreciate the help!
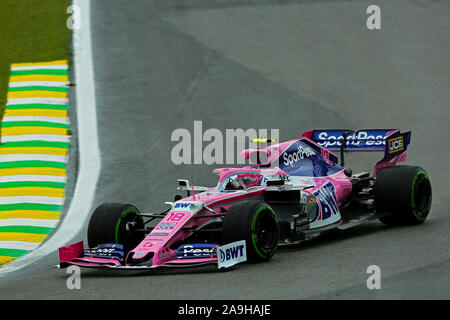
left=0, top=60, right=71, bottom=265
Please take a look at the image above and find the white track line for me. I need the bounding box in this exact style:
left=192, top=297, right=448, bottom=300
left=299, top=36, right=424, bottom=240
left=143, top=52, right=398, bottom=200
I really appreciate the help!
left=9, top=81, right=69, bottom=88
left=0, top=154, right=67, bottom=163
left=1, top=135, right=71, bottom=143
left=6, top=98, right=68, bottom=105
left=0, top=0, right=101, bottom=276
left=11, top=65, right=68, bottom=71
left=2, top=116, right=69, bottom=124
left=0, top=175, right=67, bottom=183
left=0, top=219, right=59, bottom=228
left=0, top=242, right=41, bottom=251
left=0, top=196, right=64, bottom=205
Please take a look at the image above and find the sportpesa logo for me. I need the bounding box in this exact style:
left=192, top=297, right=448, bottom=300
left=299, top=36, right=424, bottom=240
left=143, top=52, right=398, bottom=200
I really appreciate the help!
left=282, top=145, right=315, bottom=167
left=316, top=131, right=386, bottom=148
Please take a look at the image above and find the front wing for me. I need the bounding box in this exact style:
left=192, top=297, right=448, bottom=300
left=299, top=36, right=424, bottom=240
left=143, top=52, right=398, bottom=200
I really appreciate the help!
left=57, top=241, right=245, bottom=271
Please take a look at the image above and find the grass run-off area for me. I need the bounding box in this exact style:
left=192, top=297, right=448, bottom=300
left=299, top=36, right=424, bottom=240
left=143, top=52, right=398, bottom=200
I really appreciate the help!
left=0, top=0, right=71, bottom=121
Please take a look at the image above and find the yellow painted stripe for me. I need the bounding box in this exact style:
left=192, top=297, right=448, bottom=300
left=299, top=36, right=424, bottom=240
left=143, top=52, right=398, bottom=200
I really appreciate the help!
left=4, top=109, right=68, bottom=117
left=7, top=90, right=67, bottom=99
left=9, top=75, right=69, bottom=83
left=1, top=127, right=69, bottom=136
left=0, top=60, right=70, bottom=265
left=0, top=147, right=68, bottom=156
left=0, top=167, right=66, bottom=177
left=0, top=256, right=17, bottom=264
left=0, top=233, right=47, bottom=242
left=11, top=60, right=68, bottom=67
left=0, top=210, right=61, bottom=219
left=0, top=187, right=64, bottom=197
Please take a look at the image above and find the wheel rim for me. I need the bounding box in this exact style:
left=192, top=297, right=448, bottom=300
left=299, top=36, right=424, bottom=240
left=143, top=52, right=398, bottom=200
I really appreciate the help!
left=251, top=209, right=278, bottom=258
left=412, top=174, right=432, bottom=220
left=115, top=209, right=143, bottom=251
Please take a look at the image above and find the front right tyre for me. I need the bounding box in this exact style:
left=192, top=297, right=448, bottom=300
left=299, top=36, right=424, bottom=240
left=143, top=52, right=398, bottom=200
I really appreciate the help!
left=223, top=201, right=279, bottom=262
left=87, top=202, right=145, bottom=253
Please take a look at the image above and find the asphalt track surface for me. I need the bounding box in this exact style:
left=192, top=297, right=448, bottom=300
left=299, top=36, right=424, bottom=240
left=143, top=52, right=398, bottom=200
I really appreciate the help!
left=1, top=0, right=450, bottom=299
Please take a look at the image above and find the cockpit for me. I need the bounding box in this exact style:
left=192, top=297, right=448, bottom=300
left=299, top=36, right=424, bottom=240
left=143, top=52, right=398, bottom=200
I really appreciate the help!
left=224, top=173, right=264, bottom=191
left=214, top=168, right=288, bottom=193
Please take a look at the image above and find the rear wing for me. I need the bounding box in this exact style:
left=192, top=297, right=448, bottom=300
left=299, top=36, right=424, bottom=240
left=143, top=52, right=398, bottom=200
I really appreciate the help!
left=301, top=129, right=411, bottom=166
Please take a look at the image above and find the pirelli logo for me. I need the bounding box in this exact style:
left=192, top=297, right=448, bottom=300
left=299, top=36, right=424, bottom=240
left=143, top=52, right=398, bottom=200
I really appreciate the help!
left=388, top=136, right=404, bottom=154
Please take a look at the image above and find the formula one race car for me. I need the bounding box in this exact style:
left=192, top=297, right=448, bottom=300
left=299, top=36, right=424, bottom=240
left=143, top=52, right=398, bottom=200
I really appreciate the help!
left=58, top=129, right=432, bottom=270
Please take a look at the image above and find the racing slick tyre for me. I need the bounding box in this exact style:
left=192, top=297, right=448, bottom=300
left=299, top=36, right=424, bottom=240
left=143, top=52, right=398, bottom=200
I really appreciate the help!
left=223, top=201, right=279, bottom=262
left=87, top=202, right=145, bottom=253
left=375, top=166, right=432, bottom=225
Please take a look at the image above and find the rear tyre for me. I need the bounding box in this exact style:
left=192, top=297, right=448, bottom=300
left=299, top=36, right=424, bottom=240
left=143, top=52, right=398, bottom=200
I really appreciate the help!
left=223, top=201, right=279, bottom=262
left=375, top=166, right=432, bottom=225
left=87, top=202, right=145, bottom=253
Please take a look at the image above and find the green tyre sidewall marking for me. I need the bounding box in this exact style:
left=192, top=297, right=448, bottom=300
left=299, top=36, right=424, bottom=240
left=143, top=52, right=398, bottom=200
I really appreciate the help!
left=410, top=170, right=431, bottom=222
left=114, top=208, right=139, bottom=244
left=250, top=205, right=278, bottom=260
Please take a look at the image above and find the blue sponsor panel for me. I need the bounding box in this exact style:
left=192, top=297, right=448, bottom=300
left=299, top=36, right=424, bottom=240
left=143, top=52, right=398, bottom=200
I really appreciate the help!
left=278, top=140, right=343, bottom=177
left=84, top=243, right=124, bottom=262
left=384, top=131, right=411, bottom=159
left=312, top=129, right=394, bottom=151
left=150, top=232, right=170, bottom=237
left=176, top=244, right=218, bottom=259
left=174, top=202, right=191, bottom=209
left=156, top=222, right=177, bottom=230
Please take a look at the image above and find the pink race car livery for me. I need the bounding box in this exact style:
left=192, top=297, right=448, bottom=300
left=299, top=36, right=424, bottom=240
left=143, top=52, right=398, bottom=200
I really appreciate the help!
left=58, top=129, right=432, bottom=271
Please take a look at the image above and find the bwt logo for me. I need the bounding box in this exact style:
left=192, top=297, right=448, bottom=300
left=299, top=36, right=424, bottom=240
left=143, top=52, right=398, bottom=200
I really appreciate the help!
left=220, top=244, right=245, bottom=262
left=313, top=181, right=338, bottom=220
left=174, top=202, right=191, bottom=209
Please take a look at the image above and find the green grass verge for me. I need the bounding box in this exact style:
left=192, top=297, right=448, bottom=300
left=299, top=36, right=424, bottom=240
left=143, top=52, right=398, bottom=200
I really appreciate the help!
left=0, top=0, right=72, bottom=121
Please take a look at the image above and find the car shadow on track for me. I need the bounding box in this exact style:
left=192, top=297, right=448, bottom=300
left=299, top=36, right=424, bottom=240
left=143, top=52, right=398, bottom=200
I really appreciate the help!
left=277, top=218, right=438, bottom=255
left=57, top=220, right=437, bottom=279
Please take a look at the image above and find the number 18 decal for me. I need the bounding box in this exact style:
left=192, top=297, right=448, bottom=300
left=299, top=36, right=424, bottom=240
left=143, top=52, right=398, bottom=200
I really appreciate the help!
left=166, top=212, right=185, bottom=222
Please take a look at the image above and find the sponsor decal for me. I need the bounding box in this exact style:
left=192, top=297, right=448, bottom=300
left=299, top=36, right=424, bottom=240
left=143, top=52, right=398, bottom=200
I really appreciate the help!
left=142, top=242, right=154, bottom=248
left=134, top=252, right=146, bottom=258
left=174, top=202, right=191, bottom=209
left=176, top=244, right=218, bottom=258
left=294, top=177, right=316, bottom=187
left=294, top=214, right=309, bottom=233
left=145, top=238, right=163, bottom=242
left=156, top=224, right=175, bottom=230
left=282, top=145, right=315, bottom=167
left=149, top=232, right=169, bottom=237
left=306, top=195, right=316, bottom=205
left=321, top=148, right=333, bottom=165
left=314, top=130, right=388, bottom=149
left=83, top=244, right=124, bottom=261
left=217, top=240, right=247, bottom=269
left=312, top=182, right=339, bottom=220
left=388, top=136, right=404, bottom=154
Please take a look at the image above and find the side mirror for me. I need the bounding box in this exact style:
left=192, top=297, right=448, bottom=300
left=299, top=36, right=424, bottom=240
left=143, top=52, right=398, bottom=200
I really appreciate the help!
left=177, top=179, right=191, bottom=188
